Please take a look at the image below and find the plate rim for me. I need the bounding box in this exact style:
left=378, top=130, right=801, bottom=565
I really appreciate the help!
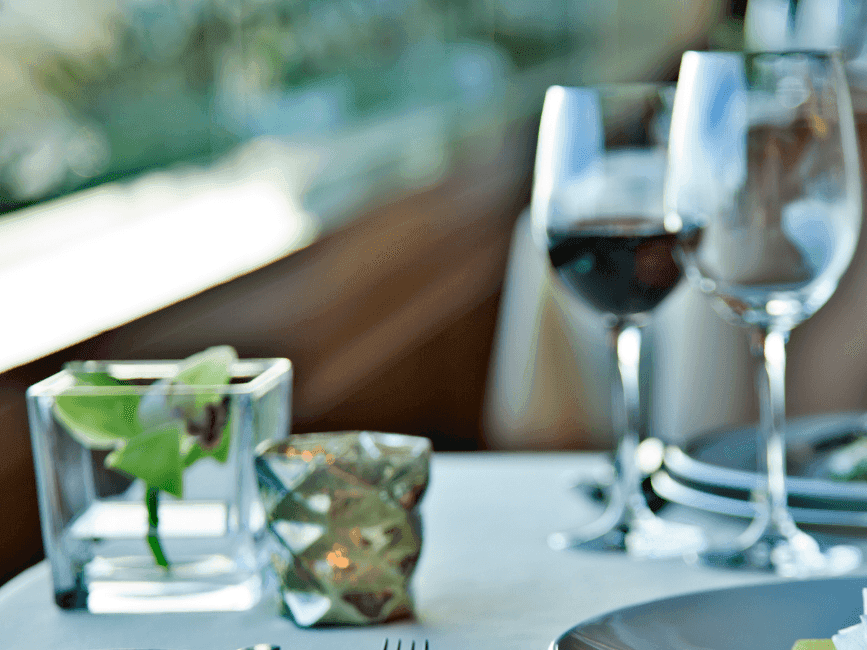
left=649, top=468, right=867, bottom=526
left=551, top=575, right=866, bottom=650
left=666, top=411, right=867, bottom=503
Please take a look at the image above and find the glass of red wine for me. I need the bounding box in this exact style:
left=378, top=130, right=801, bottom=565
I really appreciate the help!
left=534, top=84, right=704, bottom=557
left=666, top=51, right=863, bottom=576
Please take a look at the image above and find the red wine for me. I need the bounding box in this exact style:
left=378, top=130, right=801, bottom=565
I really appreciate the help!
left=547, top=217, right=683, bottom=316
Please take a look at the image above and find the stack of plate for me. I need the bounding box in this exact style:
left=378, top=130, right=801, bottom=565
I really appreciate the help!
left=651, top=412, right=867, bottom=528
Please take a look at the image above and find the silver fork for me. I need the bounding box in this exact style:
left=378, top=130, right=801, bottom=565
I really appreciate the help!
left=382, top=641, right=429, bottom=650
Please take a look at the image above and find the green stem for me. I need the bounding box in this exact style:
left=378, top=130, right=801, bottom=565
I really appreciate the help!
left=146, top=486, right=170, bottom=569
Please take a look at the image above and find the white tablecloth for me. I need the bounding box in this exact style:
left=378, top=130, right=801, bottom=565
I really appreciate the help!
left=0, top=453, right=788, bottom=650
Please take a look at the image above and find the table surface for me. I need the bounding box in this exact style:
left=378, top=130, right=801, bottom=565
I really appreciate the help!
left=0, top=452, right=816, bottom=650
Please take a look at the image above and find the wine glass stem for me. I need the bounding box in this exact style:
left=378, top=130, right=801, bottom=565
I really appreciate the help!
left=751, top=327, right=795, bottom=534
left=611, top=319, right=648, bottom=518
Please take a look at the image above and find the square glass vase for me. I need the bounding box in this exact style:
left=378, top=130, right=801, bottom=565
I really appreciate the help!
left=26, top=357, right=292, bottom=613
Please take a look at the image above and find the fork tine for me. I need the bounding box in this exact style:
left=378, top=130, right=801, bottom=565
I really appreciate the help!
left=383, top=639, right=429, bottom=650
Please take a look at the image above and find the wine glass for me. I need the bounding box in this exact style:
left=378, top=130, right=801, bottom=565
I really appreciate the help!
left=666, top=50, right=863, bottom=576
left=534, top=84, right=704, bottom=557
left=744, top=0, right=867, bottom=62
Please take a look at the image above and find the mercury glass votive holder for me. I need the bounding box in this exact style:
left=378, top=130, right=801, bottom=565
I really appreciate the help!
left=255, top=431, right=431, bottom=627
left=26, top=357, right=292, bottom=613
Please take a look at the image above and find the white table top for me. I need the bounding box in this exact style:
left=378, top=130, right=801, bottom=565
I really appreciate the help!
left=0, top=452, right=790, bottom=650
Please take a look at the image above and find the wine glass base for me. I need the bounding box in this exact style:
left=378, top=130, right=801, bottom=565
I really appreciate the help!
left=548, top=526, right=630, bottom=553
left=690, top=530, right=863, bottom=577
left=568, top=470, right=668, bottom=513
left=549, top=518, right=707, bottom=558
left=549, top=497, right=706, bottom=559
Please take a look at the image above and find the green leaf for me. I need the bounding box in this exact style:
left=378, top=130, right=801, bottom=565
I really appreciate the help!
left=55, top=347, right=238, bottom=501
left=54, top=373, right=142, bottom=449
left=106, top=423, right=185, bottom=498
left=138, top=345, right=237, bottom=430
left=182, top=412, right=232, bottom=468
left=182, top=441, right=205, bottom=468
left=176, top=345, right=237, bottom=384
left=207, top=414, right=232, bottom=463
left=176, top=345, right=237, bottom=412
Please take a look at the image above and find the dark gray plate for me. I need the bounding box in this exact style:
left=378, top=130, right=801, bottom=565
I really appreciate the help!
left=550, top=577, right=864, bottom=650
left=663, top=412, right=867, bottom=509
left=650, top=469, right=867, bottom=526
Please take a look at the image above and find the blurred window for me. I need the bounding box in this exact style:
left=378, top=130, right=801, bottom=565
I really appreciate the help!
left=0, top=0, right=727, bottom=214
left=0, top=0, right=725, bottom=372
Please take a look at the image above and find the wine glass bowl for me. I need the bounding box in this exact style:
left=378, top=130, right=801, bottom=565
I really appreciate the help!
left=667, top=50, right=863, bottom=576
left=547, top=217, right=684, bottom=317
left=670, top=52, right=861, bottom=332
left=535, top=84, right=704, bottom=557
left=537, top=85, right=682, bottom=322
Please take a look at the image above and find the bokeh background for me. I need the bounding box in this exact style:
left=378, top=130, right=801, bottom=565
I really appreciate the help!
left=0, top=0, right=736, bottom=585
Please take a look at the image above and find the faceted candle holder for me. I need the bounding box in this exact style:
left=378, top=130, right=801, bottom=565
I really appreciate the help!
left=26, top=357, right=292, bottom=613
left=255, top=432, right=431, bottom=626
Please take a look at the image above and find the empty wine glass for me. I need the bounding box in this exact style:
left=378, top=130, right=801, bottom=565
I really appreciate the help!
left=534, top=84, right=704, bottom=558
left=666, top=50, right=863, bottom=576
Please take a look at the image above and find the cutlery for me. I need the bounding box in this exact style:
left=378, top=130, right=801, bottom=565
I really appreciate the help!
left=382, top=640, right=429, bottom=650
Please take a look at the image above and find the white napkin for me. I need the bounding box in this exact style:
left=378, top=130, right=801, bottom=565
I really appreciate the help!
left=833, top=589, right=867, bottom=650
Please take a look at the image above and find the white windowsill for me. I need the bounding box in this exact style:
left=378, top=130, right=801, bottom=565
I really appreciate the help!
left=0, top=98, right=508, bottom=374
left=0, top=142, right=322, bottom=374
